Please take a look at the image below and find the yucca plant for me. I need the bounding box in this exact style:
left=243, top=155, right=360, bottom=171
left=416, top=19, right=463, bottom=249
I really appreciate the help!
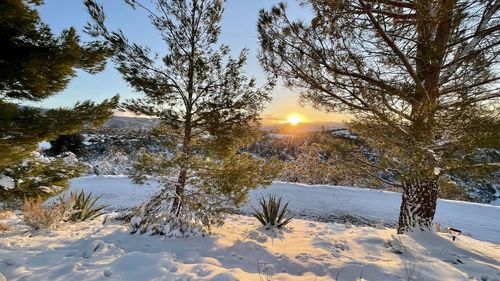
left=65, top=191, right=108, bottom=222
left=252, top=195, right=294, bottom=229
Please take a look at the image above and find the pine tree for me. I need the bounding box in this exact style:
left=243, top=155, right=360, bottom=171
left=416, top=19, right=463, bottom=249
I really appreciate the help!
left=258, top=1, right=500, bottom=233
left=48, top=134, right=86, bottom=157
left=0, top=0, right=118, bottom=203
left=280, top=142, right=339, bottom=185
left=86, top=0, right=281, bottom=236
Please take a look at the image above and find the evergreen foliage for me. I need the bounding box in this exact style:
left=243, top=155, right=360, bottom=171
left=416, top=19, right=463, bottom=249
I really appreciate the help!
left=0, top=0, right=118, bottom=205
left=0, top=152, right=87, bottom=208
left=0, top=0, right=110, bottom=100
left=48, top=134, right=86, bottom=157
left=86, top=0, right=281, bottom=236
left=258, top=0, right=500, bottom=232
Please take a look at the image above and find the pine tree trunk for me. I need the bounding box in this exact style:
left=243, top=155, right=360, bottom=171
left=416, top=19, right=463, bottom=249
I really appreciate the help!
left=171, top=114, right=192, bottom=216
left=397, top=178, right=439, bottom=234
left=171, top=168, right=187, bottom=216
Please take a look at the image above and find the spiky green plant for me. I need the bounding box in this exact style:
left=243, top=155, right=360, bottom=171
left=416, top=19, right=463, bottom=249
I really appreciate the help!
left=252, top=195, right=294, bottom=229
left=66, top=190, right=107, bottom=222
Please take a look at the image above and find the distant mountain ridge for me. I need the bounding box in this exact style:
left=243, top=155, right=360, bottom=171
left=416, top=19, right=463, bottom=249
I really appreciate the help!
left=101, top=116, right=159, bottom=129
left=99, top=116, right=345, bottom=132
left=263, top=121, right=346, bottom=134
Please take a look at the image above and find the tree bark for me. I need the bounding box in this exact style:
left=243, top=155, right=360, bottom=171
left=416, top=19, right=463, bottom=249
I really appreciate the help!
left=397, top=178, right=439, bottom=234
left=171, top=117, right=192, bottom=216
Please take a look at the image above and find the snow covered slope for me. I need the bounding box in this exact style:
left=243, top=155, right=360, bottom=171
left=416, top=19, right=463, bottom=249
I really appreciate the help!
left=1, top=214, right=499, bottom=281
left=69, top=176, right=500, bottom=243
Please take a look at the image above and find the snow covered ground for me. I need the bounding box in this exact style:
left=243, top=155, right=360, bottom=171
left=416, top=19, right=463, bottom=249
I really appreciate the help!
left=1, top=175, right=499, bottom=281
left=1, top=213, right=499, bottom=280
left=69, top=176, right=500, bottom=243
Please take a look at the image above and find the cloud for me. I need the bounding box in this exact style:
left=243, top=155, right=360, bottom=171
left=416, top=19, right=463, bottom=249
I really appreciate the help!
left=261, top=114, right=286, bottom=124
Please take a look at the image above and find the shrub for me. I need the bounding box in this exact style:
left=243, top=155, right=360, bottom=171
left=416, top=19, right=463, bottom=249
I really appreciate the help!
left=48, top=134, right=86, bottom=157
left=252, top=195, right=294, bottom=229
left=21, top=196, right=71, bottom=230
left=21, top=191, right=107, bottom=230
left=66, top=190, right=107, bottom=222
left=0, top=152, right=87, bottom=209
left=0, top=210, right=11, bottom=219
left=0, top=223, right=10, bottom=232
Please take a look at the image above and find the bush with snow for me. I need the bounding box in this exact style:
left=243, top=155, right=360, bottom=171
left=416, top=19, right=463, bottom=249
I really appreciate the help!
left=0, top=152, right=86, bottom=208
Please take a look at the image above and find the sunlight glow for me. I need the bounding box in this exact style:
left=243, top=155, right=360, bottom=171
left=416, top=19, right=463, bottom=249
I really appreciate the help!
left=286, top=114, right=303, bottom=126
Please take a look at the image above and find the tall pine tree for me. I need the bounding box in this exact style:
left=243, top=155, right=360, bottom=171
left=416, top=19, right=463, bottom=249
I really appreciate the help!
left=86, top=0, right=280, bottom=236
left=0, top=0, right=118, bottom=203
left=258, top=1, right=500, bottom=233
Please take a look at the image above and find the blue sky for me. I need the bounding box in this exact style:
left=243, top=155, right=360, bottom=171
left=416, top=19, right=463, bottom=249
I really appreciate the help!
left=32, top=0, right=346, bottom=124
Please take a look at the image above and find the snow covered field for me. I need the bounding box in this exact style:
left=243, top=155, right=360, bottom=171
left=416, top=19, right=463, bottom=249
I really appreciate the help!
left=70, top=176, right=500, bottom=243
left=1, top=176, right=499, bottom=281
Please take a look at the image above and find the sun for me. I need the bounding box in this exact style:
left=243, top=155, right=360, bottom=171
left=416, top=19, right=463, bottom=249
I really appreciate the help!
left=286, top=114, right=303, bottom=126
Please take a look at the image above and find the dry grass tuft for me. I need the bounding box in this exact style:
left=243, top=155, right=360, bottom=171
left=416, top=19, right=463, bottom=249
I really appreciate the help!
left=0, top=222, right=10, bottom=232
left=21, top=196, right=72, bottom=230
left=0, top=210, right=12, bottom=220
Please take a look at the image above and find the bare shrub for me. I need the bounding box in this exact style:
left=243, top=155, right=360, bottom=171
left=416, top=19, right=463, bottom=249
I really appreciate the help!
left=21, top=196, right=73, bottom=230
left=0, top=223, right=10, bottom=232
left=257, top=259, right=276, bottom=281
left=385, top=235, right=423, bottom=281
left=401, top=256, right=423, bottom=281
left=0, top=210, right=12, bottom=220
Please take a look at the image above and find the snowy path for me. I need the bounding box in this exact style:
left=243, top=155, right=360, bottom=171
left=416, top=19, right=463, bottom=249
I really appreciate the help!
left=69, top=176, right=500, bottom=243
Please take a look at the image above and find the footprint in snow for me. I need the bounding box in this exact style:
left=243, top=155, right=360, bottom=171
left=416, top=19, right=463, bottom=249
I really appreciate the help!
left=333, top=241, right=349, bottom=251
left=73, top=262, right=83, bottom=271
left=163, top=263, right=178, bottom=272
left=210, top=272, right=239, bottom=281
left=103, top=269, right=112, bottom=277
left=0, top=258, right=16, bottom=266
left=480, top=275, right=500, bottom=281
left=81, top=240, right=104, bottom=259
left=365, top=255, right=380, bottom=262
left=295, top=253, right=310, bottom=261
left=191, top=265, right=211, bottom=277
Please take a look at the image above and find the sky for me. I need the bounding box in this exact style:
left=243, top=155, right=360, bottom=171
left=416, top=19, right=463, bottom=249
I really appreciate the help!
left=33, top=0, right=348, bottom=125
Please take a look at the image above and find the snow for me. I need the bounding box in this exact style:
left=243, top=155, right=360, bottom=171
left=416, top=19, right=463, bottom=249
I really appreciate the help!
left=1, top=213, right=499, bottom=281
left=68, top=176, right=500, bottom=243
left=0, top=176, right=15, bottom=190
left=68, top=176, right=159, bottom=211
left=1, top=176, right=499, bottom=280
left=38, top=141, right=51, bottom=150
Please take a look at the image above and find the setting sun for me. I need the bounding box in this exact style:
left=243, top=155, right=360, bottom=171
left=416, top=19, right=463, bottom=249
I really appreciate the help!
left=286, top=114, right=303, bottom=126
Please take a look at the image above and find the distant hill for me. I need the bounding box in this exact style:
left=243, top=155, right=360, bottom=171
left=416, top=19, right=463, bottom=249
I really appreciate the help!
left=263, top=121, right=346, bottom=134
left=95, top=116, right=345, bottom=133
left=100, top=116, right=159, bottom=130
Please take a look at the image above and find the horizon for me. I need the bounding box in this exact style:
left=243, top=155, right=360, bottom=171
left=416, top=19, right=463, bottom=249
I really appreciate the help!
left=27, top=0, right=349, bottom=125
left=110, top=110, right=348, bottom=130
